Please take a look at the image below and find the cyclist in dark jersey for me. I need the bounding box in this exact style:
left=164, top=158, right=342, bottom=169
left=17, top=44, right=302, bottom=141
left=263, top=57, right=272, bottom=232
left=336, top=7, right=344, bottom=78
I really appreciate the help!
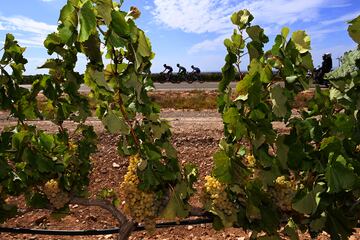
left=191, top=65, right=201, bottom=74
left=314, top=53, right=332, bottom=86
left=176, top=64, right=187, bottom=74
left=161, top=64, right=173, bottom=81
left=162, top=64, right=173, bottom=74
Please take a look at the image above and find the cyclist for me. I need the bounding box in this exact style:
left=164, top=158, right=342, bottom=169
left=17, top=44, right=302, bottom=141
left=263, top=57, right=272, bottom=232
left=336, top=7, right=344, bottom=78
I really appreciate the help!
left=176, top=64, right=187, bottom=75
left=191, top=65, right=201, bottom=74
left=161, top=64, right=173, bottom=81
left=190, top=65, right=203, bottom=82
left=314, top=53, right=332, bottom=86
left=162, top=64, right=173, bottom=75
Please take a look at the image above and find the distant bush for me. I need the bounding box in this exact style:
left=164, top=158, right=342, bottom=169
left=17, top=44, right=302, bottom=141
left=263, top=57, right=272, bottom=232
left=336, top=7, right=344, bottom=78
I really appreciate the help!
left=151, top=72, right=242, bottom=83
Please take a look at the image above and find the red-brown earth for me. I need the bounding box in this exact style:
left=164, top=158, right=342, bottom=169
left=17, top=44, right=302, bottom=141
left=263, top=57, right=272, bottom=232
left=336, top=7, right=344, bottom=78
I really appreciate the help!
left=0, top=109, right=359, bottom=240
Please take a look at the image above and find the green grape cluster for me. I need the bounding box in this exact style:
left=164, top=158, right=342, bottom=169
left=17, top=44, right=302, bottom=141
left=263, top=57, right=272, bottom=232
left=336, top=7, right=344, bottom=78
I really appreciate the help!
left=203, top=176, right=235, bottom=216
left=44, top=179, right=69, bottom=209
left=120, top=155, right=157, bottom=230
left=269, top=176, right=297, bottom=212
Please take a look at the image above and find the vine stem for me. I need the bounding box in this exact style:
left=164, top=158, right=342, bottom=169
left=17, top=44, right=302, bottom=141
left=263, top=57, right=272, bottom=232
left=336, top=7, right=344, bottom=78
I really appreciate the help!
left=97, top=25, right=141, bottom=148
left=70, top=197, right=135, bottom=240
left=119, top=98, right=141, bottom=147
left=236, top=62, right=242, bottom=82
left=110, top=46, right=141, bottom=148
left=70, top=197, right=128, bottom=225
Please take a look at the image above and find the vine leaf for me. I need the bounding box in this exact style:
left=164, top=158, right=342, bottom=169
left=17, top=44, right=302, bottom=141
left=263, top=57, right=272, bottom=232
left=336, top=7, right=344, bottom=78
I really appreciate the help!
left=137, top=30, right=152, bottom=57
left=212, top=150, right=232, bottom=183
left=26, top=192, right=49, bottom=209
left=348, top=15, right=360, bottom=44
left=236, top=59, right=259, bottom=94
left=276, top=135, right=289, bottom=169
left=58, top=2, right=78, bottom=43
left=79, top=1, right=97, bottom=42
left=85, top=68, right=113, bottom=92
left=310, top=216, right=326, bottom=232
left=223, top=107, right=247, bottom=139
left=231, top=9, right=253, bottom=29
left=284, top=219, right=299, bottom=240
left=326, top=209, right=356, bottom=240
left=291, top=31, right=311, bottom=54
left=0, top=204, right=17, bottom=223
left=95, top=0, right=113, bottom=25
left=111, top=10, right=130, bottom=38
left=39, top=132, right=54, bottom=151
left=292, top=183, right=324, bottom=215
left=325, top=155, right=357, bottom=193
left=81, top=35, right=103, bottom=64
left=161, top=182, right=190, bottom=219
left=281, top=27, right=290, bottom=39
left=102, top=110, right=130, bottom=134
left=270, top=85, right=288, bottom=118
left=246, top=25, right=269, bottom=43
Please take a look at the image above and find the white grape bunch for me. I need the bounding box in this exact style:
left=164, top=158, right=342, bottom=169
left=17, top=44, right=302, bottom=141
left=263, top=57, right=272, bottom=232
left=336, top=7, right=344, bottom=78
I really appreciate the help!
left=269, top=176, right=297, bottom=212
left=203, top=175, right=235, bottom=216
left=119, top=154, right=157, bottom=231
left=43, top=179, right=69, bottom=209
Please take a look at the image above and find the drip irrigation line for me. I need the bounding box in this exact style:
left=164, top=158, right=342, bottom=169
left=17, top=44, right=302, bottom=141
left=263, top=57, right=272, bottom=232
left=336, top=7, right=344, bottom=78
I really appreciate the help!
left=0, top=217, right=213, bottom=236
left=0, top=227, right=120, bottom=236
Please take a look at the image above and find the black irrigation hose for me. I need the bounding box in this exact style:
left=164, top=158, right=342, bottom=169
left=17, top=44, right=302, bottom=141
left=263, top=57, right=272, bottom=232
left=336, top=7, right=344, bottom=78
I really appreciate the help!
left=0, top=217, right=213, bottom=236
left=0, top=227, right=120, bottom=236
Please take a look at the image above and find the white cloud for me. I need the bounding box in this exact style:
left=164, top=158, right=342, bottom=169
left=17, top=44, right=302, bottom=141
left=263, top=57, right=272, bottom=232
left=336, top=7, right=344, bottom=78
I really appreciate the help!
left=0, top=16, right=56, bottom=35
left=320, top=11, right=360, bottom=26
left=144, top=5, right=152, bottom=11
left=153, top=0, right=351, bottom=54
left=153, top=0, right=234, bottom=34
left=188, top=34, right=228, bottom=54
left=153, top=0, right=344, bottom=34
left=0, top=15, right=57, bottom=47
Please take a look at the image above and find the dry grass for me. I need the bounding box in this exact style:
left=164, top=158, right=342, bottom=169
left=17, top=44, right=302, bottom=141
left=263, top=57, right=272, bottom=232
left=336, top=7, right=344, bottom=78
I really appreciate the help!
left=149, top=90, right=218, bottom=110
left=34, top=89, right=313, bottom=112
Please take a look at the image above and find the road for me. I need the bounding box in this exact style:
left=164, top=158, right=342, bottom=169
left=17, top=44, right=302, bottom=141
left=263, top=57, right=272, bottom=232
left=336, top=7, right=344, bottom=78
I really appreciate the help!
left=20, top=82, right=327, bottom=92
left=20, top=82, right=237, bottom=92
left=154, top=82, right=236, bottom=91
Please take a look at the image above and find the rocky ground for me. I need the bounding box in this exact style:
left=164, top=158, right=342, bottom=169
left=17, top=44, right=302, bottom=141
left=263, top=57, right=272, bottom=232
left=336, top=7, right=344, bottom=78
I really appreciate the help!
left=0, top=109, right=359, bottom=240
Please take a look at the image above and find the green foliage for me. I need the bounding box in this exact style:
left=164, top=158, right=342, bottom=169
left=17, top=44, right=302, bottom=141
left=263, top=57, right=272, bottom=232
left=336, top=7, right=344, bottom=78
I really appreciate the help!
left=348, top=15, right=360, bottom=44
left=2, top=2, right=360, bottom=239
left=210, top=9, right=360, bottom=239
left=0, top=0, right=196, bottom=228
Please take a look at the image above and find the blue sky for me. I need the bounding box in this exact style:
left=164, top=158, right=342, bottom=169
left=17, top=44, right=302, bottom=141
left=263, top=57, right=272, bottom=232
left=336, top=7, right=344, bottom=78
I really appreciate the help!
left=0, top=0, right=359, bottom=74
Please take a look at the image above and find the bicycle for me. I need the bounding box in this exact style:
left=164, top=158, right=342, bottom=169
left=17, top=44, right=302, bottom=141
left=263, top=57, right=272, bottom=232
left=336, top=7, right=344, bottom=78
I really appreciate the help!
left=158, top=72, right=171, bottom=83
left=190, top=72, right=204, bottom=83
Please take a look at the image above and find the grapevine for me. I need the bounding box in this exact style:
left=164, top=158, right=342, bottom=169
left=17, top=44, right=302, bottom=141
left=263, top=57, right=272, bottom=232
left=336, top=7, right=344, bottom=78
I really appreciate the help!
left=210, top=8, right=360, bottom=240
left=0, top=1, right=197, bottom=239
left=0, top=1, right=360, bottom=239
